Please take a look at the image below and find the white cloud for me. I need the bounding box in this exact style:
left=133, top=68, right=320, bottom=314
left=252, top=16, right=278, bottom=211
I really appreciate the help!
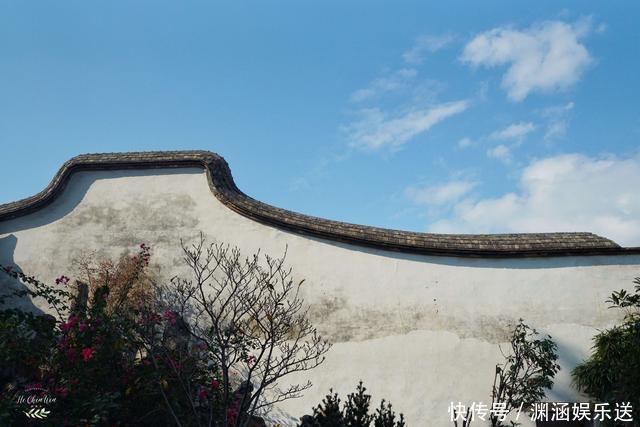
left=457, top=137, right=474, bottom=148
left=460, top=19, right=593, bottom=101
left=486, top=144, right=511, bottom=163
left=490, top=122, right=536, bottom=140
left=485, top=123, right=535, bottom=163
left=541, top=101, right=574, bottom=142
left=350, top=68, right=417, bottom=103
left=428, top=153, right=640, bottom=246
left=544, top=121, right=568, bottom=141
left=405, top=180, right=477, bottom=206
left=345, top=100, right=470, bottom=151
left=541, top=101, right=574, bottom=117
left=403, top=34, right=455, bottom=64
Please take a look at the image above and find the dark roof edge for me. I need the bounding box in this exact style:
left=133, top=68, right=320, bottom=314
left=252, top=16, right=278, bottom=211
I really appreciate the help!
left=1, top=150, right=639, bottom=259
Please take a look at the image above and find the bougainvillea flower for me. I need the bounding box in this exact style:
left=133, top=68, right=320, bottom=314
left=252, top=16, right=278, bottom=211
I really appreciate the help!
left=162, top=310, right=178, bottom=325
left=81, top=347, right=95, bottom=362
left=55, top=275, right=71, bottom=285
left=61, top=315, right=78, bottom=332
left=197, top=388, right=209, bottom=400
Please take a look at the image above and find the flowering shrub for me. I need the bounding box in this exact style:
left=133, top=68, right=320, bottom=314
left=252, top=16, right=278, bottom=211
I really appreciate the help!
left=1, top=239, right=329, bottom=426
left=0, top=245, right=226, bottom=426
left=72, top=243, right=154, bottom=315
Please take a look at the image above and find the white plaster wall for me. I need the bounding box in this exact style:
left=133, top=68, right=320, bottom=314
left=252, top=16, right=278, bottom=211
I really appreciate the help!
left=1, top=169, right=639, bottom=426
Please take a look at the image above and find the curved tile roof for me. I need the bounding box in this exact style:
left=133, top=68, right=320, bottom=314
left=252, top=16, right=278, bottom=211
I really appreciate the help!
left=0, top=150, right=637, bottom=258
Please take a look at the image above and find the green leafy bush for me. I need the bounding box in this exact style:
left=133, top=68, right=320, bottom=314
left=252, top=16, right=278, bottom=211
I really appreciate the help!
left=572, top=276, right=640, bottom=425
left=489, top=319, right=560, bottom=427
left=308, top=381, right=405, bottom=427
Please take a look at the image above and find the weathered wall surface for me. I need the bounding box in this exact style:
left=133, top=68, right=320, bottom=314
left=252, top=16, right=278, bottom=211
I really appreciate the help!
left=2, top=161, right=640, bottom=426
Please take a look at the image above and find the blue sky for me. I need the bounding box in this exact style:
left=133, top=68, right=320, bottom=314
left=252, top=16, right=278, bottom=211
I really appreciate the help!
left=1, top=1, right=639, bottom=246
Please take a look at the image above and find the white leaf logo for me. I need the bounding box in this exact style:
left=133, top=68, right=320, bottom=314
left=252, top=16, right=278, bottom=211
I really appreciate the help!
left=24, top=407, right=51, bottom=419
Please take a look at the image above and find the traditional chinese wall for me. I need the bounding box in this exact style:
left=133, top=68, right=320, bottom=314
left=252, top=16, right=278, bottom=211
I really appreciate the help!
left=1, top=152, right=639, bottom=426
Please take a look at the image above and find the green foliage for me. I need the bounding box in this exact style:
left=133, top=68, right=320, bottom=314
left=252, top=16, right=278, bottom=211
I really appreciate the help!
left=373, top=400, right=405, bottom=427
left=310, top=382, right=404, bottom=427
left=344, top=382, right=374, bottom=427
left=490, top=319, right=560, bottom=427
left=0, top=308, right=56, bottom=380
left=314, top=390, right=344, bottom=426
left=572, top=276, right=640, bottom=425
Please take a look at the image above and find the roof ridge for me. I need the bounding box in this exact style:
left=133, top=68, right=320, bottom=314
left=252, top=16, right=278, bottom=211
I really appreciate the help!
left=1, top=150, right=636, bottom=258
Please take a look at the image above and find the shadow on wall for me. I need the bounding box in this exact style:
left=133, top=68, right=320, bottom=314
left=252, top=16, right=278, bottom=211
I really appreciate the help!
left=0, top=234, right=44, bottom=315
left=302, top=234, right=640, bottom=270
left=0, top=168, right=203, bottom=235
left=547, top=339, right=586, bottom=403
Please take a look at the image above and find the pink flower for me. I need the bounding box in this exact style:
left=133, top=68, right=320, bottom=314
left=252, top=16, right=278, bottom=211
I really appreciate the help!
left=61, top=315, right=78, bottom=332
left=246, top=355, right=257, bottom=367
left=81, top=347, right=94, bottom=362
left=227, top=408, right=239, bottom=426
left=144, top=313, right=162, bottom=325
left=55, top=275, right=70, bottom=285
left=162, top=310, right=178, bottom=325
left=78, top=322, right=88, bottom=333
left=197, top=388, right=209, bottom=400
left=211, top=379, right=220, bottom=390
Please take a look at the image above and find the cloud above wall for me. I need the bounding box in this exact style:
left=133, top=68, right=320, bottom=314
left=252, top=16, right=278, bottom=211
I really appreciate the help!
left=490, top=122, right=536, bottom=141
left=426, top=153, right=640, bottom=246
left=486, top=144, right=512, bottom=164
left=541, top=101, right=575, bottom=142
left=460, top=19, right=593, bottom=101
left=345, top=100, right=470, bottom=151
left=485, top=122, right=536, bottom=164
left=405, top=179, right=477, bottom=206
left=457, top=137, right=474, bottom=149
left=350, top=68, right=418, bottom=103
left=403, top=33, right=456, bottom=64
